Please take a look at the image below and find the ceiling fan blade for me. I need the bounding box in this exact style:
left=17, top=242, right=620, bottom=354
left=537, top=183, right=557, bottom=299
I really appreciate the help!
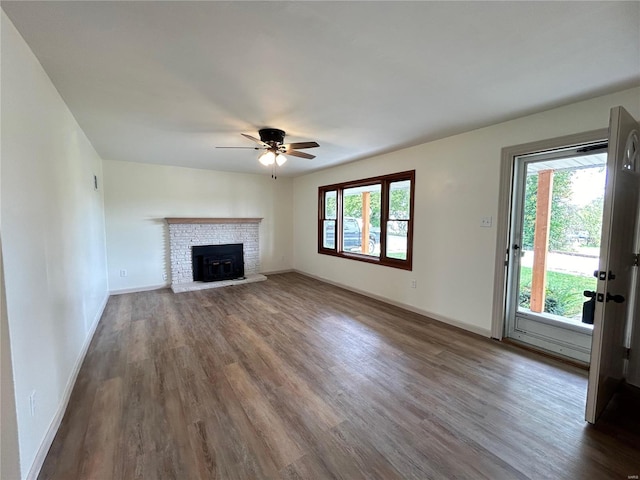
left=241, top=133, right=268, bottom=147
left=216, top=146, right=260, bottom=149
left=283, top=141, right=319, bottom=151
left=286, top=150, right=315, bottom=159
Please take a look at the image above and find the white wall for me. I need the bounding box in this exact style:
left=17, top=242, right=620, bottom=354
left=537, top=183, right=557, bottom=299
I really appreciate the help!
left=293, top=87, right=640, bottom=336
left=1, top=12, right=109, bottom=479
left=103, top=160, right=294, bottom=292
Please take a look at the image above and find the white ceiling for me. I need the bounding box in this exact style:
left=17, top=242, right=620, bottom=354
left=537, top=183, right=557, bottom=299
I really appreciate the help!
left=3, top=1, right=639, bottom=177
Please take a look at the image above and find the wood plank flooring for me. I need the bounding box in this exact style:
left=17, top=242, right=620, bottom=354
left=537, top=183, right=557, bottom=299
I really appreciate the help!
left=39, top=272, right=640, bottom=479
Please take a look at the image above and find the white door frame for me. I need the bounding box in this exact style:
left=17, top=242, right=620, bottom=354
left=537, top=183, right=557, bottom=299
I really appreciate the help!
left=491, top=128, right=608, bottom=340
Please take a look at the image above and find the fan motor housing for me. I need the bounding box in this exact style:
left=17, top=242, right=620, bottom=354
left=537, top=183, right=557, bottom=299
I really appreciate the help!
left=259, top=128, right=285, bottom=145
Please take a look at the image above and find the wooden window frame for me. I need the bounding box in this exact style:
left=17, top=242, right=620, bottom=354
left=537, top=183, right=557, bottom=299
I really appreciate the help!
left=318, top=170, right=415, bottom=270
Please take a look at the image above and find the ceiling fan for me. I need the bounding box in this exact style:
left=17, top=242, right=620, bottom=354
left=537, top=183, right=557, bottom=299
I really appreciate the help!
left=217, top=128, right=319, bottom=175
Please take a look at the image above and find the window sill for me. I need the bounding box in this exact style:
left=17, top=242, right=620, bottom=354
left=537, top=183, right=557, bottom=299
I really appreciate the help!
left=318, top=249, right=412, bottom=270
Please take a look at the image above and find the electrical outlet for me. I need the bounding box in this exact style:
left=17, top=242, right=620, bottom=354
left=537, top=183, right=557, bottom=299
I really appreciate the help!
left=120, top=269, right=128, bottom=277
left=29, top=391, right=36, bottom=417
left=480, top=216, right=493, bottom=228
left=162, top=273, right=168, bottom=281
left=410, top=280, right=417, bottom=289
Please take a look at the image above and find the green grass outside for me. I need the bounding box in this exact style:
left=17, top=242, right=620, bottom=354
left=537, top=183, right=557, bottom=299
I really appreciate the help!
left=519, top=267, right=596, bottom=318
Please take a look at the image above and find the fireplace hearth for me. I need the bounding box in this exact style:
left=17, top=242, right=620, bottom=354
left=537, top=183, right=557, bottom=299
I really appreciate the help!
left=192, top=243, right=244, bottom=282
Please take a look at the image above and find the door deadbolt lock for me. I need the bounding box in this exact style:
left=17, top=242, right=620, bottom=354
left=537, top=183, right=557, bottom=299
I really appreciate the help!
left=594, top=270, right=616, bottom=280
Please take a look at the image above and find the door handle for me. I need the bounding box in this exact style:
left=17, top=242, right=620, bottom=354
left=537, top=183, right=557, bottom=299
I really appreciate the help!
left=582, top=291, right=596, bottom=324
left=606, top=293, right=625, bottom=303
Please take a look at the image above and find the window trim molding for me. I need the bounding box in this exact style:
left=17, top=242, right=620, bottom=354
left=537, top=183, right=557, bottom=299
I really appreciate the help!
left=318, top=170, right=415, bottom=270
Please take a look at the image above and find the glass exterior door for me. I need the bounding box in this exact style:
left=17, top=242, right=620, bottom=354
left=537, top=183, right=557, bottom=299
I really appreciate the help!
left=505, top=145, right=607, bottom=362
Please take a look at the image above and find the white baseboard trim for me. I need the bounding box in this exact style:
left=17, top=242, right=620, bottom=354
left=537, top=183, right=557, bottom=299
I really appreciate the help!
left=109, top=283, right=168, bottom=295
left=261, top=268, right=294, bottom=275
left=26, top=292, right=109, bottom=480
left=292, top=270, right=492, bottom=338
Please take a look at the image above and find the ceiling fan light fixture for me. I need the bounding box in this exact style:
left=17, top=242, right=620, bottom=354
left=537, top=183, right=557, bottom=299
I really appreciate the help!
left=226, top=128, right=319, bottom=171
left=258, top=150, right=276, bottom=166
left=276, top=154, right=287, bottom=166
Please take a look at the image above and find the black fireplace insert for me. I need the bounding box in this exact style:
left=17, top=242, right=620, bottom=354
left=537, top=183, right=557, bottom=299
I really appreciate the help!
left=192, top=243, right=244, bottom=282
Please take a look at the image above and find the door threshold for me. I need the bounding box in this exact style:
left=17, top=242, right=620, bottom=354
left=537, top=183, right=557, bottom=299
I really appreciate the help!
left=501, top=338, right=589, bottom=370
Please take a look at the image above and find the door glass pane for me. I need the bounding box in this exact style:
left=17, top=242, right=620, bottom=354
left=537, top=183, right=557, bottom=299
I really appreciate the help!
left=342, top=184, right=381, bottom=256
left=387, top=180, right=411, bottom=259
left=518, top=155, right=605, bottom=327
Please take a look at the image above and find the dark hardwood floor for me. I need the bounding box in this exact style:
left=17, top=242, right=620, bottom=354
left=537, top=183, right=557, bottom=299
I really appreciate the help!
left=39, top=272, right=640, bottom=479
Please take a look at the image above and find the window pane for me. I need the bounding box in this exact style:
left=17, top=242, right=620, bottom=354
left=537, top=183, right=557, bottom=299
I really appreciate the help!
left=323, top=220, right=336, bottom=249
left=386, top=221, right=408, bottom=260
left=325, top=191, right=337, bottom=219
left=389, top=180, right=411, bottom=220
left=342, top=184, right=381, bottom=257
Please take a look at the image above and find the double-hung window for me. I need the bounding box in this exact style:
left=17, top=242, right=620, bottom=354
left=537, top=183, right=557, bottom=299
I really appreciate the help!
left=318, top=170, right=415, bottom=270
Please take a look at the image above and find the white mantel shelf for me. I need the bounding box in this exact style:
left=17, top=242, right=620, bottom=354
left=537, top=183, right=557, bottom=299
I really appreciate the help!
left=165, top=217, right=262, bottom=224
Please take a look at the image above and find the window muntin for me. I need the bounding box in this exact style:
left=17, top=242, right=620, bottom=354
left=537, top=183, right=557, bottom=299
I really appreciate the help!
left=318, top=171, right=414, bottom=270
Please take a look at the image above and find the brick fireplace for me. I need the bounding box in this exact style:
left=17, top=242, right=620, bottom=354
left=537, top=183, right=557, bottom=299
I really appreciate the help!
left=166, top=217, right=265, bottom=293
